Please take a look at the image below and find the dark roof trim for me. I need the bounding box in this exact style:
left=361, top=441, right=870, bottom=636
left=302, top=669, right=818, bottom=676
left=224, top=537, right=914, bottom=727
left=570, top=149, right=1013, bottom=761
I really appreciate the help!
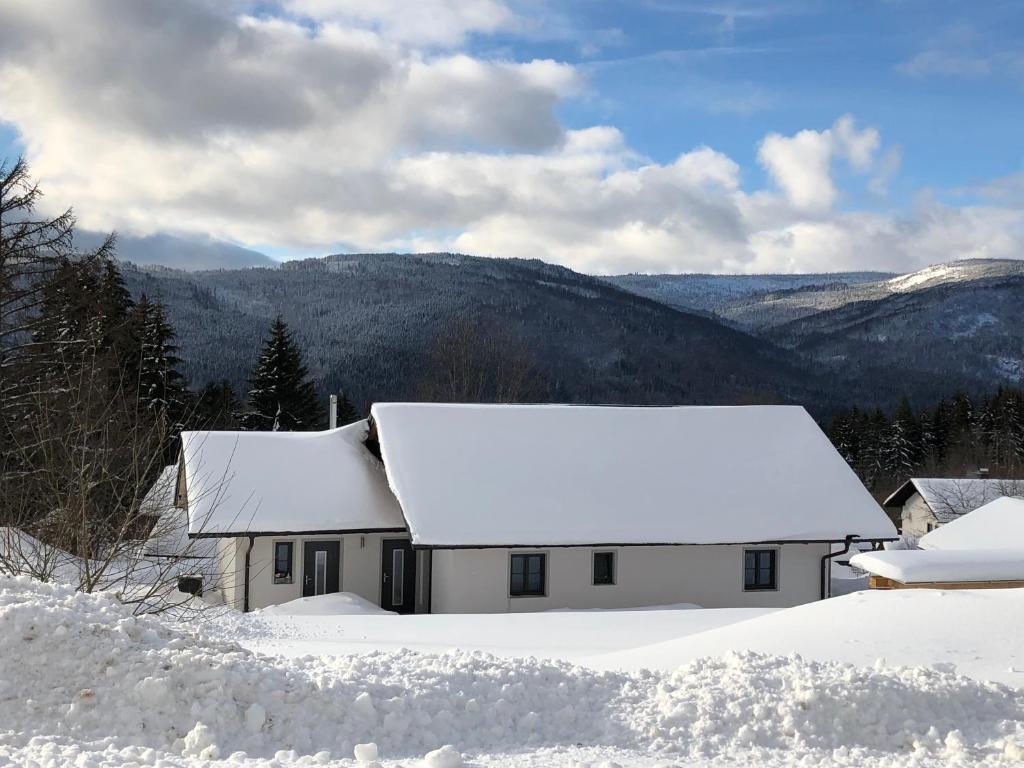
left=189, top=527, right=409, bottom=539
left=882, top=479, right=919, bottom=508
left=414, top=537, right=897, bottom=551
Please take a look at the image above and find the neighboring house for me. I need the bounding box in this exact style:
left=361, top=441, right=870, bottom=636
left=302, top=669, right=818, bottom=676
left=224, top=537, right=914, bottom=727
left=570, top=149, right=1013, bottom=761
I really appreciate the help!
left=883, top=478, right=1024, bottom=538
left=853, top=495, right=1024, bottom=590
left=177, top=404, right=897, bottom=613
left=918, top=496, right=1024, bottom=551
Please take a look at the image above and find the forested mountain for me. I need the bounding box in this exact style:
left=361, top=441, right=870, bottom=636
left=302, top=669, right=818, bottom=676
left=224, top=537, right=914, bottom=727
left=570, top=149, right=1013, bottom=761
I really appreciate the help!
left=121, top=253, right=829, bottom=413
left=604, top=271, right=891, bottom=318
left=607, top=259, right=1024, bottom=404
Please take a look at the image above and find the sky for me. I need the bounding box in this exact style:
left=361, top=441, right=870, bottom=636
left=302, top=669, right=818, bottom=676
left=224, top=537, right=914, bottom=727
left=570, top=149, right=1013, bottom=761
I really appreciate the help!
left=0, top=0, right=1022, bottom=274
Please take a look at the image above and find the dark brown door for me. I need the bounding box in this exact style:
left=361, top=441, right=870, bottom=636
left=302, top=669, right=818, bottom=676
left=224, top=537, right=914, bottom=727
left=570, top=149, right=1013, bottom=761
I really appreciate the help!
left=381, top=538, right=416, bottom=613
left=302, top=540, right=340, bottom=597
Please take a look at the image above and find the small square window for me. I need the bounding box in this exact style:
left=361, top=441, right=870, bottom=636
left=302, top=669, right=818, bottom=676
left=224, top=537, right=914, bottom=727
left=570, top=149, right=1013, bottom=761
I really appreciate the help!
left=273, top=541, right=293, bottom=584
left=744, top=549, right=776, bottom=591
left=593, top=551, right=616, bottom=585
left=510, top=553, right=545, bottom=596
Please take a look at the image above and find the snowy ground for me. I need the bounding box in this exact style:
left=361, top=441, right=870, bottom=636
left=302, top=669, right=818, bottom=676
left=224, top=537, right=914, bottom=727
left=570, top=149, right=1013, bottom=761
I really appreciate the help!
left=2, top=577, right=1023, bottom=768
left=239, top=602, right=771, bottom=662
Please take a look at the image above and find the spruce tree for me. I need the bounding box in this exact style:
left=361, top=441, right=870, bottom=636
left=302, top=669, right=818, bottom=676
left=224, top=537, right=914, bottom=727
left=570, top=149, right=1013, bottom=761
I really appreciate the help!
left=243, top=316, right=323, bottom=431
left=334, top=391, right=358, bottom=427
left=194, top=379, right=242, bottom=430
left=130, top=295, right=187, bottom=418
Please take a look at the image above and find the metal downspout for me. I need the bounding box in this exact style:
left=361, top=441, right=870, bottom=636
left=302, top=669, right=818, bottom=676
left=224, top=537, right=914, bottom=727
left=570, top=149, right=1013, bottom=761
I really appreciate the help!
left=820, top=534, right=857, bottom=600
left=243, top=535, right=255, bottom=612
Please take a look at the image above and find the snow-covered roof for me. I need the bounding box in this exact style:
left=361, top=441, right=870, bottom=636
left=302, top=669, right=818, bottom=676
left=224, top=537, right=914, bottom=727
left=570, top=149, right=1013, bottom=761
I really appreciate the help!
left=884, top=478, right=1021, bottom=522
left=142, top=465, right=217, bottom=560
left=849, top=549, right=1024, bottom=584
left=919, top=496, right=1024, bottom=551
left=370, top=403, right=897, bottom=547
left=140, top=465, right=178, bottom=516
left=180, top=421, right=407, bottom=536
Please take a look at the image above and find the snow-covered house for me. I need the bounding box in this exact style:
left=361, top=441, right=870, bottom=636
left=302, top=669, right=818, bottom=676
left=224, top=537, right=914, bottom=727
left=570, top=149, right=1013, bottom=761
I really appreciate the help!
left=177, top=404, right=897, bottom=613
left=918, top=496, right=1024, bottom=551
left=883, top=478, right=1023, bottom=538
left=852, top=495, right=1024, bottom=590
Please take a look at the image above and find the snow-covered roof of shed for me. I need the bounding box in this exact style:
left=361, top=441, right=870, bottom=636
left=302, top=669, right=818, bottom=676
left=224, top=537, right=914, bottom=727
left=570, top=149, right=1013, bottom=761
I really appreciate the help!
left=919, top=496, right=1024, bottom=551
left=370, top=403, right=896, bottom=547
left=884, top=478, right=1020, bottom=522
left=141, top=465, right=178, bottom=517
left=180, top=421, right=407, bottom=536
left=849, top=549, right=1024, bottom=584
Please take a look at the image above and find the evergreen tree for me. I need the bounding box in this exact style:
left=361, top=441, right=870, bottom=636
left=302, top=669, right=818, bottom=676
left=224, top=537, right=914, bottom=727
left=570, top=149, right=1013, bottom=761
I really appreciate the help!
left=243, top=316, right=323, bottom=431
left=194, top=379, right=242, bottom=430
left=882, top=397, right=919, bottom=478
left=129, top=295, right=187, bottom=418
left=334, top=391, right=358, bottom=427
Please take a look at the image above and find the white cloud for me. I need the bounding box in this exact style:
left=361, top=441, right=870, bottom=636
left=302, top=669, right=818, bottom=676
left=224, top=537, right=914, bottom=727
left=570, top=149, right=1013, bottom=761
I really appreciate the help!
left=0, top=1, right=1021, bottom=276
left=757, top=115, right=879, bottom=211
left=281, top=0, right=516, bottom=47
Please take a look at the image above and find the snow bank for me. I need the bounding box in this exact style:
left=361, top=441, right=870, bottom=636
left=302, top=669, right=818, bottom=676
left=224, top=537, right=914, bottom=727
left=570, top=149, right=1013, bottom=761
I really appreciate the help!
left=2, top=576, right=1023, bottom=767
left=259, top=592, right=393, bottom=616
left=850, top=549, right=1024, bottom=584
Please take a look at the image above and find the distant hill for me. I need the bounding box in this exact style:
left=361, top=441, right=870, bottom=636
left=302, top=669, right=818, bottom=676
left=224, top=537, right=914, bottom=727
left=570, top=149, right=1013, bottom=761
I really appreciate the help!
left=122, top=253, right=828, bottom=412
left=609, top=259, right=1024, bottom=401
left=604, top=271, right=892, bottom=320
left=76, top=231, right=274, bottom=270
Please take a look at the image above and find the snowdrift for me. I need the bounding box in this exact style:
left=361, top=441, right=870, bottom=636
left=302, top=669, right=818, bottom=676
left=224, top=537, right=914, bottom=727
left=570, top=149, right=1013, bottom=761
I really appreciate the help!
left=1, top=576, right=1023, bottom=767
left=258, top=592, right=394, bottom=616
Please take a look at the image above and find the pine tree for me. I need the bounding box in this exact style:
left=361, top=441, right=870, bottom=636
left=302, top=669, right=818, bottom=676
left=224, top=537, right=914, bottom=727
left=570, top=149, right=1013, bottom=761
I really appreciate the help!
left=334, top=391, right=358, bottom=427
left=882, top=397, right=919, bottom=479
left=194, top=379, right=242, bottom=430
left=243, top=316, right=323, bottom=431
left=130, top=295, right=187, bottom=418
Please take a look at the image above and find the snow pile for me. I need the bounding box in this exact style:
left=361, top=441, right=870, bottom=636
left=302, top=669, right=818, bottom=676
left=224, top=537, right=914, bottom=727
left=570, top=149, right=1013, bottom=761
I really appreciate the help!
left=259, top=592, right=394, bottom=616
left=2, top=575, right=1024, bottom=767
left=640, top=653, right=1024, bottom=762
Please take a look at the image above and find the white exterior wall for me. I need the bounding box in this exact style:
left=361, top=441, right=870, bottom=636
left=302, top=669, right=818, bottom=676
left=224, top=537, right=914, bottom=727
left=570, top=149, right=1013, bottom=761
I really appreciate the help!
left=207, top=532, right=407, bottom=611
left=430, top=543, right=830, bottom=613
left=900, top=494, right=938, bottom=539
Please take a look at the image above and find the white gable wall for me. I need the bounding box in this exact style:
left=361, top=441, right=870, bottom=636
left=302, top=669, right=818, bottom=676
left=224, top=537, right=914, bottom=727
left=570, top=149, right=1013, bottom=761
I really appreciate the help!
left=430, top=543, right=829, bottom=613
left=900, top=494, right=938, bottom=539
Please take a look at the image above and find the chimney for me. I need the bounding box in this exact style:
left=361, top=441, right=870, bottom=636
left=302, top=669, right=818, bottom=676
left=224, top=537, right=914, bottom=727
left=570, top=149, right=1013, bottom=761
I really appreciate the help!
left=976, top=467, right=990, bottom=479
left=329, top=394, right=338, bottom=429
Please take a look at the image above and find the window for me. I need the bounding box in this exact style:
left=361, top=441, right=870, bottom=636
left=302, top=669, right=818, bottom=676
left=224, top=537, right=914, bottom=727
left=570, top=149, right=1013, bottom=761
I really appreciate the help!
left=744, top=549, right=777, bottom=591
left=926, top=523, right=935, bottom=532
left=510, top=553, right=546, bottom=597
left=593, top=551, right=616, bottom=585
left=273, top=541, right=293, bottom=584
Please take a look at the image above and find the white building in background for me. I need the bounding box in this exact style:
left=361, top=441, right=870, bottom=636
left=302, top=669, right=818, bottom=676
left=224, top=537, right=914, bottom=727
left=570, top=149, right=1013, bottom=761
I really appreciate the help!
left=883, top=477, right=1023, bottom=538
left=175, top=403, right=896, bottom=613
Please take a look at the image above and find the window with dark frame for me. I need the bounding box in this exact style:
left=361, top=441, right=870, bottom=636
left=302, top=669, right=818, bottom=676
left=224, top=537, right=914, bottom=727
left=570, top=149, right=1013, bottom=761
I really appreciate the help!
left=273, top=541, right=294, bottom=584
left=744, top=549, right=776, bottom=591
left=509, top=553, right=545, bottom=596
left=593, top=551, right=615, bottom=585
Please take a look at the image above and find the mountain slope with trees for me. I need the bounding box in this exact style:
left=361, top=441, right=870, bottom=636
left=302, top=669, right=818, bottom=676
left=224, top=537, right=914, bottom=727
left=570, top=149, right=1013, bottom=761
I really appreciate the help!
left=121, top=253, right=831, bottom=412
